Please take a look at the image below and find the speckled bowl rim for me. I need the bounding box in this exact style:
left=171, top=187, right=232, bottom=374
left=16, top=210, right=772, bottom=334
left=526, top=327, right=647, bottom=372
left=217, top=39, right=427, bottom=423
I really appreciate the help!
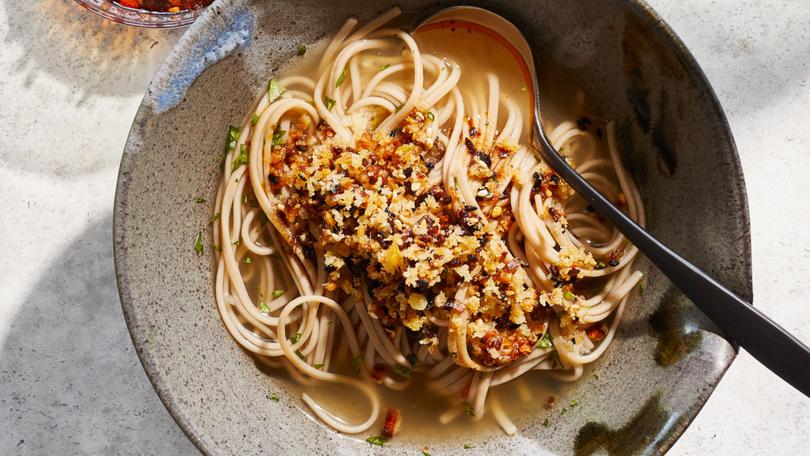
left=113, top=1, right=751, bottom=454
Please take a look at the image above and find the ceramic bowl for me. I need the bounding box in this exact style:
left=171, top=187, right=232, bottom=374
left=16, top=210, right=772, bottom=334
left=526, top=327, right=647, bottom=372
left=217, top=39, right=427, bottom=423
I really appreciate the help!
left=113, top=0, right=752, bottom=453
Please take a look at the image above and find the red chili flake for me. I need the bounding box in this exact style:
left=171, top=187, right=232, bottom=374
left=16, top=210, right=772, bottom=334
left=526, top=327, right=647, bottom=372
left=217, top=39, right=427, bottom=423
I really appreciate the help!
left=545, top=395, right=557, bottom=409
left=381, top=408, right=401, bottom=438
left=481, top=331, right=503, bottom=351
left=587, top=326, right=606, bottom=342
left=370, top=364, right=388, bottom=382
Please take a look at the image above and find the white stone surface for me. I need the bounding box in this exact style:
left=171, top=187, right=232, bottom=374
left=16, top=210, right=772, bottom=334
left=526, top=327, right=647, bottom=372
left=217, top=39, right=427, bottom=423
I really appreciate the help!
left=0, top=0, right=807, bottom=454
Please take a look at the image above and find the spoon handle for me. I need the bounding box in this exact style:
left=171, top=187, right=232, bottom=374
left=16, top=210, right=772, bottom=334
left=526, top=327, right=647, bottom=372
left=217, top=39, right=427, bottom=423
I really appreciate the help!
left=534, top=127, right=810, bottom=398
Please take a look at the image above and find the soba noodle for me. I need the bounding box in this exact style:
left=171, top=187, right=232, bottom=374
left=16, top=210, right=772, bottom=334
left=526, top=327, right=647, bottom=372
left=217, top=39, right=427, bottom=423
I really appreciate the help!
left=212, top=7, right=643, bottom=437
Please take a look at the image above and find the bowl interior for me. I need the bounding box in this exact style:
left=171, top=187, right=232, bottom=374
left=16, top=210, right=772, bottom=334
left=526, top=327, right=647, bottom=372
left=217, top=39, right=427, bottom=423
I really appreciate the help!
left=114, top=0, right=751, bottom=454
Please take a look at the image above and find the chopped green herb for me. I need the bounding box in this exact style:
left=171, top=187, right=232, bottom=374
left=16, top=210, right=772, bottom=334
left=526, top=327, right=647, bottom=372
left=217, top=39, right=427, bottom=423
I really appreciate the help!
left=394, top=104, right=403, bottom=113
left=267, top=79, right=285, bottom=102
left=297, top=44, right=307, bottom=56
left=542, top=418, right=549, bottom=427
left=560, top=407, right=568, bottom=416
left=537, top=332, right=553, bottom=349
left=268, top=392, right=279, bottom=402
left=550, top=351, right=561, bottom=368
left=211, top=243, right=221, bottom=251
left=272, top=289, right=285, bottom=298
left=463, top=443, right=474, bottom=449
left=597, top=261, right=607, bottom=269
left=352, top=354, right=364, bottom=372
left=232, top=239, right=241, bottom=246
left=195, top=197, right=206, bottom=204
left=313, top=363, right=324, bottom=369
left=335, top=70, right=346, bottom=87
left=231, top=144, right=249, bottom=171
left=564, top=290, right=575, bottom=301
left=422, top=449, right=431, bottom=456
left=251, top=114, right=260, bottom=125
left=639, top=280, right=647, bottom=295
left=324, top=96, right=336, bottom=110
left=570, top=399, right=578, bottom=408
left=208, top=212, right=220, bottom=226
left=366, top=436, right=386, bottom=447
left=242, top=256, right=253, bottom=264
left=193, top=232, right=204, bottom=255
left=291, top=333, right=302, bottom=344
left=593, top=373, right=600, bottom=380
left=392, top=364, right=411, bottom=378
left=272, top=129, right=287, bottom=146
left=426, top=111, right=435, bottom=121
left=464, top=403, right=475, bottom=417
left=406, top=353, right=418, bottom=367
left=295, top=350, right=306, bottom=361
left=224, top=126, right=240, bottom=152
left=259, top=301, right=270, bottom=313
left=379, top=64, right=391, bottom=71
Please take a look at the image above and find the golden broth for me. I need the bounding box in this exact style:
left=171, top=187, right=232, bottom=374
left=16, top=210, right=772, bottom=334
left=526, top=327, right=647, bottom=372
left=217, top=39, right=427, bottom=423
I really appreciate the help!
left=242, top=23, right=614, bottom=443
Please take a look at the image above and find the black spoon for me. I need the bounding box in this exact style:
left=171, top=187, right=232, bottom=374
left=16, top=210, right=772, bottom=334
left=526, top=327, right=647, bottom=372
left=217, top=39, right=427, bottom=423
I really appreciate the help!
left=415, top=6, right=810, bottom=397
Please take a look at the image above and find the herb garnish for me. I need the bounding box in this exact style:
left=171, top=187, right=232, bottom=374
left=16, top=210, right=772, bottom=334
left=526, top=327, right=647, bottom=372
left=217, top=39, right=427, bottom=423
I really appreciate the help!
left=259, top=301, right=270, bottom=313
left=324, top=96, right=336, bottom=110
left=366, top=436, right=386, bottom=446
left=336, top=70, right=346, bottom=87
left=313, top=363, right=324, bottom=369
left=295, top=350, right=306, bottom=361
left=463, top=443, right=474, bottom=449
left=297, top=44, right=307, bottom=56
left=224, top=126, right=240, bottom=152
left=379, top=64, right=391, bottom=71
left=268, top=392, right=279, bottom=401
left=195, top=197, right=206, bottom=203
left=267, top=79, right=285, bottom=102
left=272, top=289, right=285, bottom=298
left=251, top=114, right=260, bottom=126
left=352, top=354, right=364, bottom=372
left=426, top=111, right=435, bottom=121
left=242, top=256, right=253, bottom=264
left=231, top=144, right=249, bottom=171
left=537, top=332, right=553, bottom=349
left=272, top=129, right=287, bottom=146
left=291, top=333, right=302, bottom=344
left=194, top=232, right=204, bottom=255
left=464, top=403, right=475, bottom=417
left=563, top=290, right=575, bottom=301
left=392, top=364, right=411, bottom=378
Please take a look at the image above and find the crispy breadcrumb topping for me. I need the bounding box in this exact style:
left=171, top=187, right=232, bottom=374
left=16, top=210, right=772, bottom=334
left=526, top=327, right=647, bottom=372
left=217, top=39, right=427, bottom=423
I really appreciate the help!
left=262, top=109, right=599, bottom=367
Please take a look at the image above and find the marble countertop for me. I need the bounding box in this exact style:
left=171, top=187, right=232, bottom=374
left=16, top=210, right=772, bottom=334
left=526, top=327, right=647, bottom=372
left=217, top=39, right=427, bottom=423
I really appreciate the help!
left=1, top=0, right=807, bottom=454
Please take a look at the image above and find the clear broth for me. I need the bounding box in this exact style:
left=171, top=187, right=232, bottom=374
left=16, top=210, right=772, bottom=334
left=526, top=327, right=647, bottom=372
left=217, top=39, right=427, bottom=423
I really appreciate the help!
left=248, top=24, right=612, bottom=444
